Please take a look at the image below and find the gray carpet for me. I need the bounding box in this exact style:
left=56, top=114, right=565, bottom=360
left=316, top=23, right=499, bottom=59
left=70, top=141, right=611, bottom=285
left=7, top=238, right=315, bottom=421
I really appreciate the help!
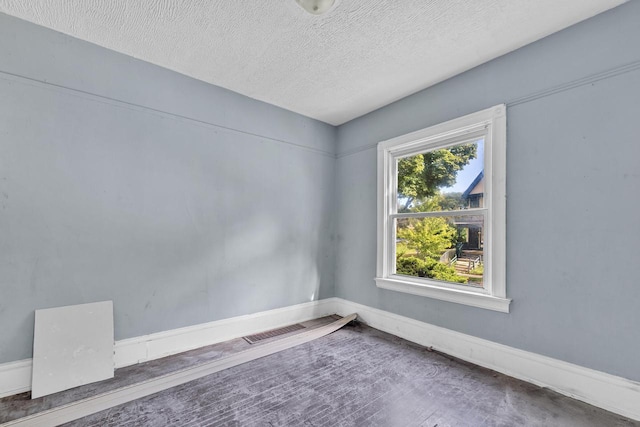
left=2, top=317, right=638, bottom=426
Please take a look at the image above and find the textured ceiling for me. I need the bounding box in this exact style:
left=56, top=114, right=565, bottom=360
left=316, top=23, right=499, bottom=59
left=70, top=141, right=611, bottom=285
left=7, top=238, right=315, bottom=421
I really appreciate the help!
left=0, top=0, right=626, bottom=125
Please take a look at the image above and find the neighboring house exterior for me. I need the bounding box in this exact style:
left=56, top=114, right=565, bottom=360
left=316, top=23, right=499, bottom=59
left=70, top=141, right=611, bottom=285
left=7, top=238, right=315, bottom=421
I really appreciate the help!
left=459, top=171, right=484, bottom=250
left=462, top=171, right=484, bottom=209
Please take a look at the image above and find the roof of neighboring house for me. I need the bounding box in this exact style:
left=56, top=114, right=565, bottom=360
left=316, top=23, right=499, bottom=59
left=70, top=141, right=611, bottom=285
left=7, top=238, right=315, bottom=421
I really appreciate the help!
left=462, top=171, right=484, bottom=199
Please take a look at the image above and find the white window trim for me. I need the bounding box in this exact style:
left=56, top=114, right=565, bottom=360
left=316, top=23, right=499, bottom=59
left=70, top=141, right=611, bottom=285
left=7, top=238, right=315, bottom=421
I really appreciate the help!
left=375, top=104, right=510, bottom=313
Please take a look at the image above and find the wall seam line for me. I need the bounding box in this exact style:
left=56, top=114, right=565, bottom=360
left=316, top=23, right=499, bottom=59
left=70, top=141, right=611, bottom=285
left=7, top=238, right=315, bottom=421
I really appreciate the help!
left=335, top=58, right=640, bottom=159
left=0, top=69, right=337, bottom=159
left=506, top=59, right=640, bottom=107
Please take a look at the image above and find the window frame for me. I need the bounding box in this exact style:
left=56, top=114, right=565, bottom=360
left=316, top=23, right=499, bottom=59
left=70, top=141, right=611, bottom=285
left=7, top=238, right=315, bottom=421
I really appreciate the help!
left=375, top=104, right=510, bottom=313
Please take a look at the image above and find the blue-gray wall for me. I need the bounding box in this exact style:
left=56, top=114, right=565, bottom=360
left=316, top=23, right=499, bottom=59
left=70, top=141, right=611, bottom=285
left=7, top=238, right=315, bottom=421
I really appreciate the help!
left=335, top=1, right=640, bottom=382
left=0, top=13, right=336, bottom=363
left=1, top=2, right=639, bottom=384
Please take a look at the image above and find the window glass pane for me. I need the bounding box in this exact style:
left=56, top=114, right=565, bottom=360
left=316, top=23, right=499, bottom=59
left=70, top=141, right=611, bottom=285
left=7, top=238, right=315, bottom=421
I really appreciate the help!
left=395, top=215, right=484, bottom=287
left=397, top=139, right=484, bottom=213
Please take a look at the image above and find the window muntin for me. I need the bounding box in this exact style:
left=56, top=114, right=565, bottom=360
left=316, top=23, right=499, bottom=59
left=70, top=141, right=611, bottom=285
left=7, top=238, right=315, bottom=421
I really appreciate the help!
left=376, top=105, right=509, bottom=312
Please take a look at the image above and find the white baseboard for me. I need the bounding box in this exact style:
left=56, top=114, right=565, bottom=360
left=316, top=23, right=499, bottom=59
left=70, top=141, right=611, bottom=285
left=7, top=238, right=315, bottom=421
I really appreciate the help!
left=2, top=296, right=638, bottom=422
left=114, top=298, right=338, bottom=368
left=0, top=359, right=32, bottom=399
left=113, top=298, right=338, bottom=368
left=332, top=298, right=640, bottom=422
left=0, top=298, right=338, bottom=399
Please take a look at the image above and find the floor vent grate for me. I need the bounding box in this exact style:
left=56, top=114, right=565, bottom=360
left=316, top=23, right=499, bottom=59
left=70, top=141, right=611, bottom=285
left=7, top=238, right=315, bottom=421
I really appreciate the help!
left=243, top=324, right=306, bottom=344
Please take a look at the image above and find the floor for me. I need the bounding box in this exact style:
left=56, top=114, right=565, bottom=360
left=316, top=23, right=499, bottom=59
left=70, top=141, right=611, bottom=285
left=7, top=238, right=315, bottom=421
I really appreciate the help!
left=1, top=316, right=637, bottom=426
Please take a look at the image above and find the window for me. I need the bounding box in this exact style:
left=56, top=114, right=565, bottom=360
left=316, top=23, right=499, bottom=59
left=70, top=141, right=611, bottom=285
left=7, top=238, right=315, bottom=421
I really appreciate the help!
left=375, top=105, right=510, bottom=312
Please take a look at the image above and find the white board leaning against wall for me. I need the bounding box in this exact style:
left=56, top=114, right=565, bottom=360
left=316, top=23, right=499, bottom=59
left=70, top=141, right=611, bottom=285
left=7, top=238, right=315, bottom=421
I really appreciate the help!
left=31, top=301, right=114, bottom=399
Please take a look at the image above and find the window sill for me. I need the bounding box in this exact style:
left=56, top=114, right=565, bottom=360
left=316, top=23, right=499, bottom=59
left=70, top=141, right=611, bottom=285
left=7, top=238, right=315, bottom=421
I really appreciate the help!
left=374, top=277, right=511, bottom=313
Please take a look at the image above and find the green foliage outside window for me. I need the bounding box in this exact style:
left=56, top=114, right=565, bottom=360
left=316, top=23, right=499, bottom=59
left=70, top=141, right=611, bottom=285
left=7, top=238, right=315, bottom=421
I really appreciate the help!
left=397, top=217, right=456, bottom=259
left=396, top=256, right=467, bottom=284
left=397, top=144, right=476, bottom=211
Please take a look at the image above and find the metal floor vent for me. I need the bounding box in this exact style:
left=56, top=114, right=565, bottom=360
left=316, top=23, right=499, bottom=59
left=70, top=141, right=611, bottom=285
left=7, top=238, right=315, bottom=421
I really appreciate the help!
left=243, top=324, right=306, bottom=344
